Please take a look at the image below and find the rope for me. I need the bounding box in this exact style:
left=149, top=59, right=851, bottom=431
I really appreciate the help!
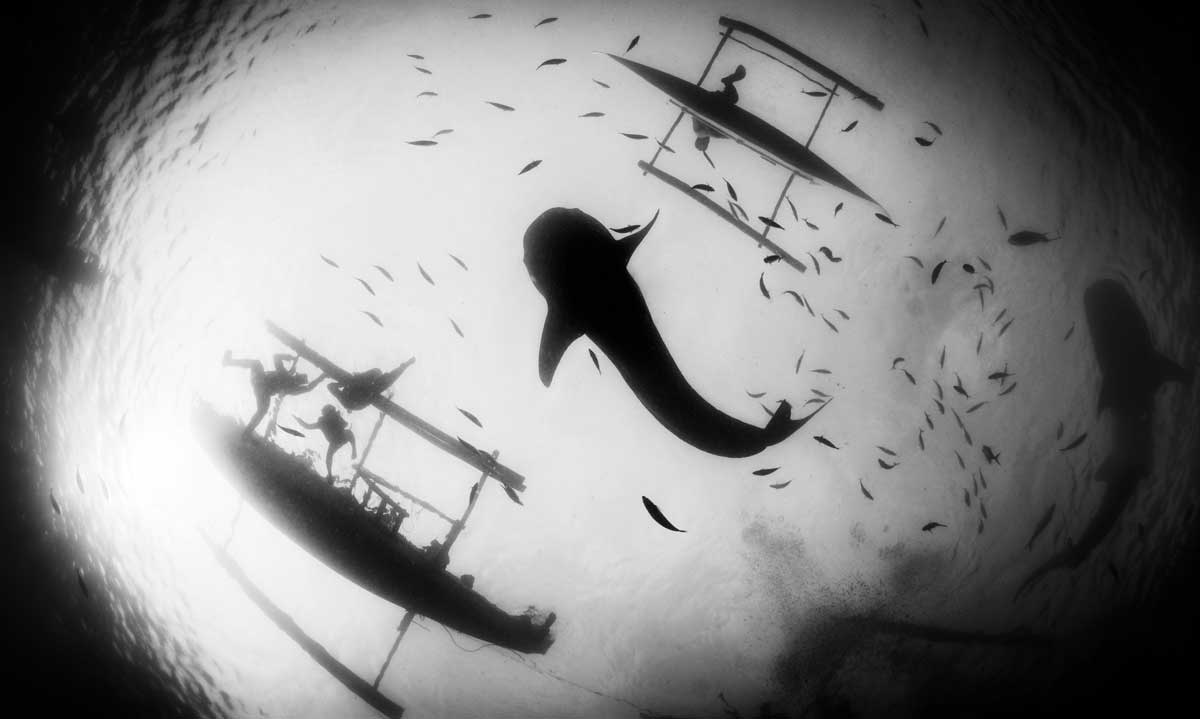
left=725, top=33, right=833, bottom=94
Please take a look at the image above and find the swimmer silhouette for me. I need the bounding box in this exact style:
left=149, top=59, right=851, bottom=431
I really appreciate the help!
left=523, top=207, right=827, bottom=458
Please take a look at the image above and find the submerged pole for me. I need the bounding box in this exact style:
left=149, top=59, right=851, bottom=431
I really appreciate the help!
left=645, top=26, right=734, bottom=172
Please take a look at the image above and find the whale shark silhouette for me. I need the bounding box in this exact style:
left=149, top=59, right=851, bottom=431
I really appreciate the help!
left=523, top=207, right=827, bottom=458
left=1014, top=279, right=1192, bottom=599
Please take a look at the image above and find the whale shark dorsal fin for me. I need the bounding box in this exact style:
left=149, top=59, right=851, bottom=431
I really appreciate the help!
left=616, top=209, right=660, bottom=265
left=538, top=308, right=583, bottom=387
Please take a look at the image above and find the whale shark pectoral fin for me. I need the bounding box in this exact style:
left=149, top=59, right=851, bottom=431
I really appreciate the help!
left=538, top=309, right=583, bottom=387
left=616, top=209, right=660, bottom=265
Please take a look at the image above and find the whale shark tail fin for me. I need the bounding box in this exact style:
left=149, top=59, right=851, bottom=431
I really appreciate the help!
left=616, top=209, right=660, bottom=264
left=538, top=309, right=583, bottom=387
left=765, top=398, right=831, bottom=442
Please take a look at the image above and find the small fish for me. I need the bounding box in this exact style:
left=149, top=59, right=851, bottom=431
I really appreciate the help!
left=811, top=369, right=833, bottom=376
left=448, top=253, right=469, bottom=271
left=962, top=263, right=975, bottom=274
left=457, top=408, right=483, bottom=428
left=925, top=412, right=934, bottom=430
left=933, top=398, right=945, bottom=414
left=977, top=257, right=992, bottom=271
left=814, top=435, right=839, bottom=450
left=626, top=35, right=640, bottom=53
left=724, top=179, right=739, bottom=201
left=833, top=201, right=843, bottom=217
left=966, top=401, right=987, bottom=414
left=503, top=485, right=524, bottom=505
left=998, top=382, right=1017, bottom=396
left=50, top=492, right=61, bottom=515
left=835, top=309, right=850, bottom=320
left=407, top=139, right=438, bottom=146
left=905, top=255, right=925, bottom=268
left=320, top=254, right=339, bottom=268
left=759, top=216, right=784, bottom=230
left=954, top=450, right=965, bottom=469
left=842, top=120, right=858, bottom=132
left=977, top=288, right=986, bottom=311
left=620, top=132, right=648, bottom=140
left=931, top=260, right=947, bottom=284
left=1056, top=421, right=1064, bottom=440
left=484, top=101, right=515, bottom=111
left=746, top=390, right=766, bottom=399
left=691, top=183, right=715, bottom=192
left=373, top=265, right=394, bottom=281
left=981, top=502, right=988, bottom=519
left=278, top=425, right=304, bottom=437
left=1063, top=323, right=1075, bottom=341
left=361, top=310, right=383, bottom=327
left=803, top=398, right=826, bottom=406
left=953, top=374, right=969, bottom=398
left=918, top=429, right=925, bottom=450
left=1059, top=433, right=1087, bottom=452
left=416, top=91, right=438, bottom=98
left=934, top=379, right=944, bottom=400
left=408, top=54, right=424, bottom=60
left=417, top=263, right=435, bottom=285
left=924, top=121, right=943, bottom=135
left=1026, top=504, right=1056, bottom=551
left=356, top=277, right=375, bottom=296
left=802, top=90, right=828, bottom=97
left=450, top=318, right=465, bottom=337
left=534, top=17, right=558, bottom=28
left=610, top=224, right=642, bottom=234
left=822, top=315, right=839, bottom=333
left=922, top=522, right=946, bottom=533
left=915, top=136, right=934, bottom=147
left=752, top=467, right=781, bottom=476
left=982, top=445, right=1001, bottom=464
left=1007, top=230, right=1058, bottom=246
left=414, top=66, right=433, bottom=75
left=919, top=17, right=929, bottom=37
left=808, top=252, right=821, bottom=274
left=859, top=479, right=874, bottom=500
left=589, top=348, right=601, bottom=373
left=579, top=111, right=605, bottom=118
left=978, top=519, right=984, bottom=535
left=432, top=129, right=454, bottom=137
left=469, top=13, right=492, bottom=19
left=770, top=480, right=792, bottom=489
left=77, top=568, right=90, bottom=598
left=939, top=347, right=946, bottom=368
left=518, top=159, right=543, bottom=175
left=875, top=213, right=899, bottom=227
left=998, top=318, right=1014, bottom=337
left=537, top=58, right=567, bottom=69
left=593, top=79, right=610, bottom=88
left=877, top=445, right=897, bottom=456
left=996, top=205, right=1007, bottom=229
left=891, top=357, right=906, bottom=369
left=994, top=308, right=1008, bottom=325
left=757, top=272, right=771, bottom=300
left=763, top=255, right=781, bottom=264
left=781, top=290, right=804, bottom=307
left=951, top=408, right=965, bottom=430
left=902, top=369, right=916, bottom=385
left=964, top=489, right=971, bottom=507
left=933, top=216, right=947, bottom=238
left=878, top=459, right=898, bottom=470
left=819, top=246, right=842, bottom=262
left=977, top=470, right=987, bottom=489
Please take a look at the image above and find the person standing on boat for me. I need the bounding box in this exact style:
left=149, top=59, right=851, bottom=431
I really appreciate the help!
left=222, top=350, right=325, bottom=438
left=294, top=404, right=358, bottom=481
left=693, top=64, right=747, bottom=152
left=328, top=357, right=416, bottom=411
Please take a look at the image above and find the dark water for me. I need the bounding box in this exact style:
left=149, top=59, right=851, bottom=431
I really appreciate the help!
left=4, top=1, right=1198, bottom=717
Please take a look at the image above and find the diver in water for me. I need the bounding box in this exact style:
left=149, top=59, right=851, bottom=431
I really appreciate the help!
left=295, top=404, right=357, bottom=481
left=693, top=64, right=747, bottom=152
left=328, top=357, right=416, bottom=411
left=223, top=351, right=325, bottom=437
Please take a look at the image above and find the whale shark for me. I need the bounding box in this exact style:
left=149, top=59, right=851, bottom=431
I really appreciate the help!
left=1014, top=279, right=1191, bottom=599
left=523, top=206, right=827, bottom=458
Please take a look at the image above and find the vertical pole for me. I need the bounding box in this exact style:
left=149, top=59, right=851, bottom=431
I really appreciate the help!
left=761, top=173, right=797, bottom=242
left=264, top=354, right=300, bottom=441
left=371, top=450, right=500, bottom=690
left=644, top=27, right=734, bottom=173
left=762, top=83, right=841, bottom=242
left=805, top=83, right=839, bottom=148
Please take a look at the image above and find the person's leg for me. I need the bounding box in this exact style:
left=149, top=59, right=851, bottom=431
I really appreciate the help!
left=324, top=442, right=336, bottom=480
left=243, top=388, right=270, bottom=438
left=225, top=355, right=264, bottom=372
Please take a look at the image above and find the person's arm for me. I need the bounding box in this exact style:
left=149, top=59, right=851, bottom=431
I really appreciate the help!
left=293, top=415, right=319, bottom=430
left=272, top=353, right=295, bottom=372
left=293, top=372, right=326, bottom=394
left=347, top=431, right=358, bottom=459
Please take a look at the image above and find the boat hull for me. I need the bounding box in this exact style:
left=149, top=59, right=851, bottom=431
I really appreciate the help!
left=193, top=403, right=554, bottom=654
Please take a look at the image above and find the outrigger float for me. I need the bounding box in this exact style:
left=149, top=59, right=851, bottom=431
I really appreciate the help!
left=194, top=322, right=555, bottom=718
left=609, top=15, right=887, bottom=276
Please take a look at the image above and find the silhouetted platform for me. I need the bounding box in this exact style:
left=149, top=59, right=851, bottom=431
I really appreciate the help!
left=193, top=403, right=555, bottom=654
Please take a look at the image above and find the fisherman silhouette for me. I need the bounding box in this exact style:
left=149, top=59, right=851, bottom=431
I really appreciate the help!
left=694, top=64, right=747, bottom=152
left=295, top=404, right=358, bottom=481
left=329, top=358, right=416, bottom=411
left=222, top=350, right=325, bottom=438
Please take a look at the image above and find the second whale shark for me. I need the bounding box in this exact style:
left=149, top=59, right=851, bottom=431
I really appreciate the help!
left=523, top=207, right=827, bottom=458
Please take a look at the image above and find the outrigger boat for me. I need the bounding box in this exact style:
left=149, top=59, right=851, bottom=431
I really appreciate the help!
left=609, top=16, right=887, bottom=275
left=195, top=322, right=556, bottom=717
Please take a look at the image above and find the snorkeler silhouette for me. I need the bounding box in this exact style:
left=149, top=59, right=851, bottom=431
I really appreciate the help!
left=223, top=350, right=325, bottom=437
left=693, top=64, right=746, bottom=152
left=328, top=358, right=416, bottom=411
left=295, top=404, right=358, bottom=481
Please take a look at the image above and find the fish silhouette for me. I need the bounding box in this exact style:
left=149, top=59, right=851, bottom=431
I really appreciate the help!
left=525, top=207, right=830, bottom=457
